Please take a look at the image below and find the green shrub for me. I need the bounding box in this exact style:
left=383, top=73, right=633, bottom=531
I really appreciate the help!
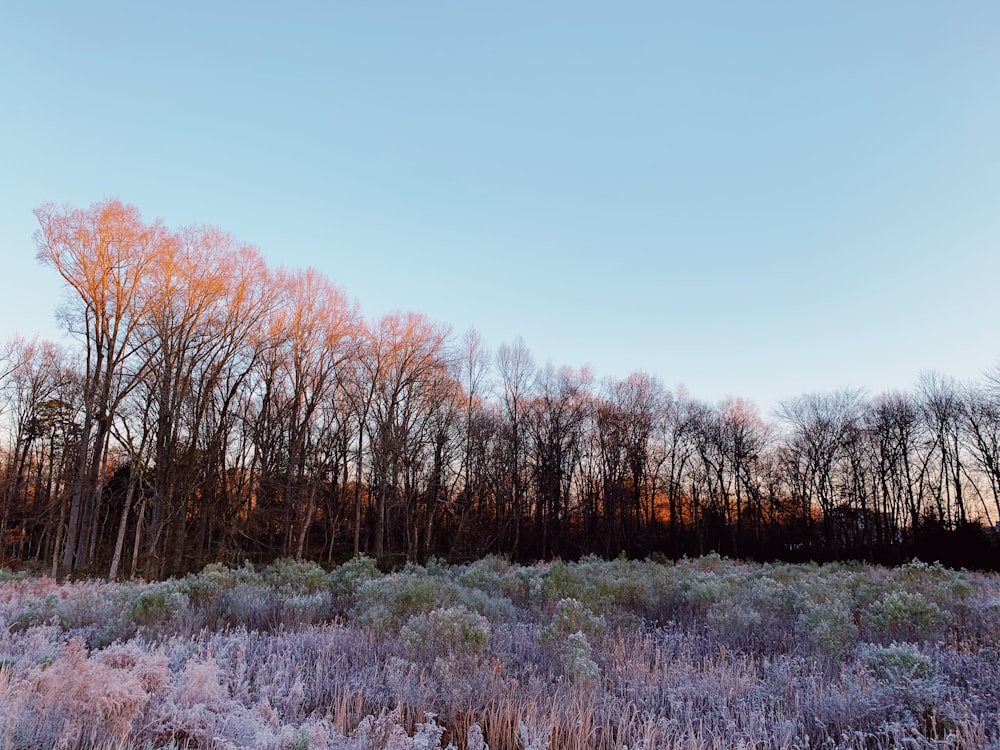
left=353, top=566, right=459, bottom=630
left=540, top=598, right=605, bottom=644
left=801, top=601, right=858, bottom=658
left=457, top=554, right=532, bottom=605
left=263, top=558, right=328, bottom=593
left=9, top=593, right=60, bottom=632
left=868, top=590, right=946, bottom=642
left=559, top=630, right=601, bottom=684
left=125, top=582, right=190, bottom=629
left=327, top=555, right=382, bottom=596
left=860, top=641, right=934, bottom=682
left=401, top=605, right=491, bottom=660
left=180, top=561, right=257, bottom=606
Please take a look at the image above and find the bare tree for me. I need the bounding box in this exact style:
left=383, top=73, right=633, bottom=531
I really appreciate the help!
left=918, top=372, right=970, bottom=529
left=527, top=364, right=592, bottom=559
left=656, top=388, right=698, bottom=550
left=591, top=372, right=666, bottom=554
left=777, top=389, right=863, bottom=552
left=960, top=384, right=1000, bottom=527
left=495, top=337, right=535, bottom=555
left=0, top=337, right=74, bottom=565
left=35, top=199, right=170, bottom=575
left=366, top=312, right=453, bottom=561
left=864, top=392, right=926, bottom=542
left=448, top=328, right=492, bottom=556
left=717, top=398, right=770, bottom=555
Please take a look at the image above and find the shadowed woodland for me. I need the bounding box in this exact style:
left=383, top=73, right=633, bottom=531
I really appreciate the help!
left=2, top=198, right=999, bottom=580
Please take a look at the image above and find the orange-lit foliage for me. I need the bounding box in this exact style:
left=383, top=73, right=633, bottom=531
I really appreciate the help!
left=35, top=199, right=173, bottom=575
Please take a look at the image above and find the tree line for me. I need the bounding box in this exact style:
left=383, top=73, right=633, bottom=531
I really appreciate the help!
left=1, top=198, right=998, bottom=579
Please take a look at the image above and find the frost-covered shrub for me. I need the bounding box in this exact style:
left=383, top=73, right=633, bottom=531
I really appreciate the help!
left=401, top=605, right=491, bottom=661
left=454, top=585, right=521, bottom=625
left=457, top=555, right=525, bottom=599
left=626, top=559, right=683, bottom=621
left=123, top=581, right=192, bottom=638
left=0, top=568, right=28, bottom=583
left=172, top=563, right=340, bottom=632
left=262, top=557, right=328, bottom=593
left=350, top=709, right=460, bottom=750
left=181, top=560, right=258, bottom=606
left=676, top=564, right=738, bottom=617
left=129, top=583, right=190, bottom=626
left=50, top=581, right=119, bottom=631
left=518, top=720, right=551, bottom=750
left=452, top=556, right=541, bottom=626
left=7, top=592, right=61, bottom=632
left=540, top=598, right=605, bottom=644
left=327, top=555, right=383, bottom=596
left=858, top=641, right=959, bottom=735
left=867, top=590, right=946, bottom=643
left=282, top=591, right=332, bottom=621
left=801, top=601, right=858, bottom=658
left=353, top=566, right=460, bottom=630
left=698, top=571, right=807, bottom=653
left=559, top=631, right=601, bottom=684
left=861, top=641, right=934, bottom=683
left=539, top=555, right=647, bottom=619
left=6, top=579, right=148, bottom=646
left=537, top=598, right=605, bottom=685
left=466, top=722, right=490, bottom=750
left=189, top=579, right=260, bottom=631
left=538, top=559, right=587, bottom=607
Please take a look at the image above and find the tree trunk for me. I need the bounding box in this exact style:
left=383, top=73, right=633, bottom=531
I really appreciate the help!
left=108, top=471, right=137, bottom=580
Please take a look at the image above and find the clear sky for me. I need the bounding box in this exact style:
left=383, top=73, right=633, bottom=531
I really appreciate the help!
left=2, top=2, right=999, bottom=414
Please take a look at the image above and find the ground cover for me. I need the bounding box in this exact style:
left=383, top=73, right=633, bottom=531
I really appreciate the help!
left=1, top=555, right=998, bottom=749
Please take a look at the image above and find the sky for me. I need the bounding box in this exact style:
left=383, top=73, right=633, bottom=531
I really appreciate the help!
left=2, top=2, right=1000, bottom=415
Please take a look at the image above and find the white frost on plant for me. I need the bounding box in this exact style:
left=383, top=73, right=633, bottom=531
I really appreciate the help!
left=519, top=720, right=550, bottom=750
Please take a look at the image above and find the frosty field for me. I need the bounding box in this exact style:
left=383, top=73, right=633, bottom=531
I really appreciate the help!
left=1, top=555, right=999, bottom=749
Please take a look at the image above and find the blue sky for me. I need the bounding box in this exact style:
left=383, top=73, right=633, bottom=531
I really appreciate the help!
left=2, top=2, right=999, bottom=414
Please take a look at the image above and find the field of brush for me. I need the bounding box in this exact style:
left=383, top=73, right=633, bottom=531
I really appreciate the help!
left=1, top=555, right=999, bottom=749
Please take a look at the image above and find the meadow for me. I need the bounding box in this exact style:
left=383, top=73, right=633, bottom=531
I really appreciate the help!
left=1, top=555, right=998, bottom=749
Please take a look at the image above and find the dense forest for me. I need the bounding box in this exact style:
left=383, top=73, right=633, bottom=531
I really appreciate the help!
left=1, top=198, right=998, bottom=579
